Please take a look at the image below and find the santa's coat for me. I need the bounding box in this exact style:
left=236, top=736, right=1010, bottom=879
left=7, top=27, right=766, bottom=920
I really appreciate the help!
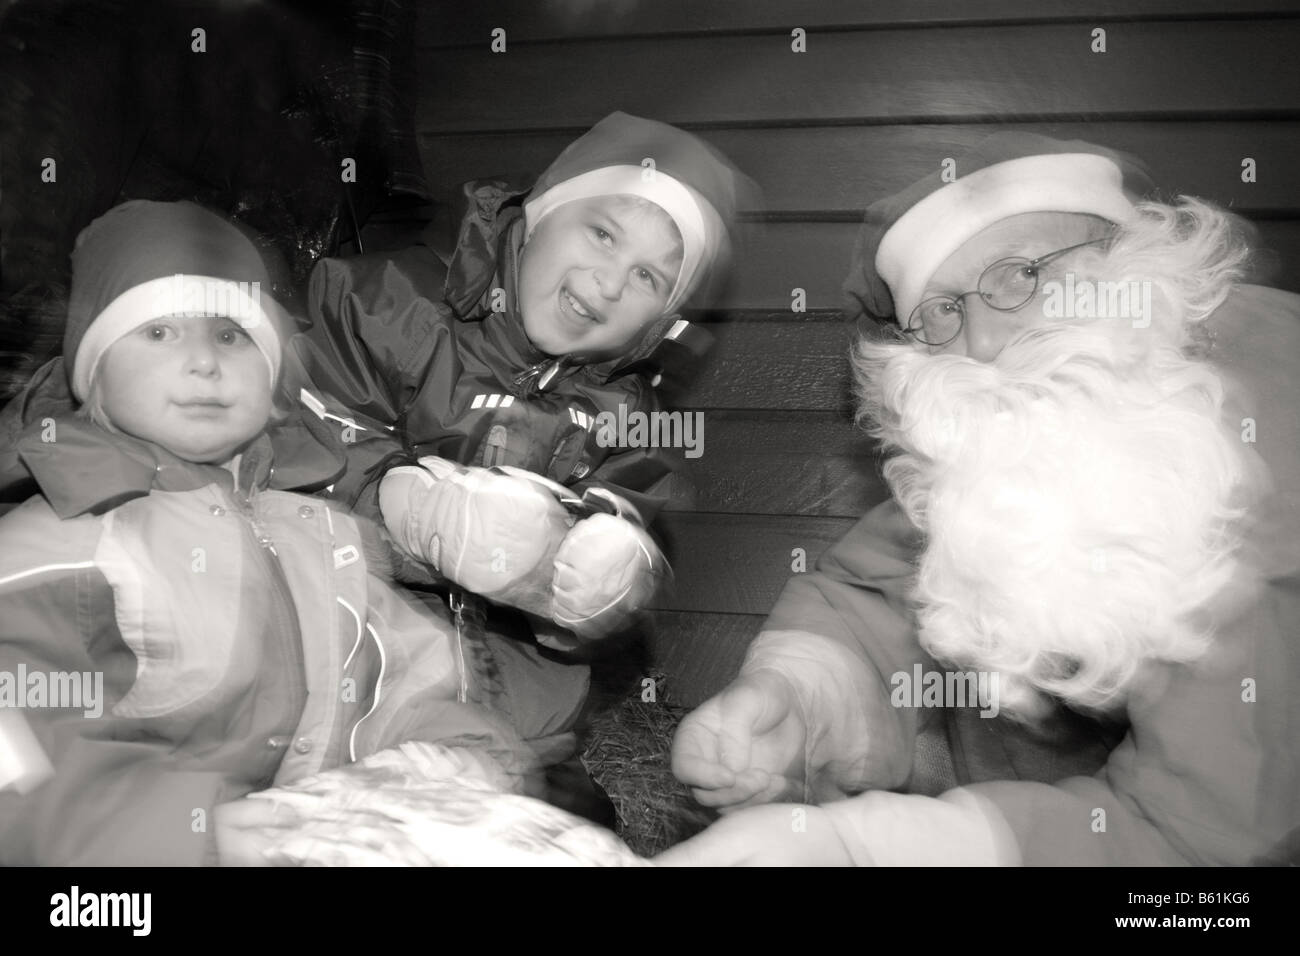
left=743, top=284, right=1300, bottom=865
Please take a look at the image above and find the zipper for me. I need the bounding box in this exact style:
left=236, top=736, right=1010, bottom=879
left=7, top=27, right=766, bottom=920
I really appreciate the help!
left=512, top=357, right=555, bottom=393
left=232, top=486, right=308, bottom=774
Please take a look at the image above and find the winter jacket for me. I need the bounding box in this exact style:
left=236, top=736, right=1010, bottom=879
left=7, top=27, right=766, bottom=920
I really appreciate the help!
left=0, top=415, right=527, bottom=866
left=288, top=112, right=755, bottom=525
left=289, top=204, right=703, bottom=526
left=742, top=285, right=1300, bottom=866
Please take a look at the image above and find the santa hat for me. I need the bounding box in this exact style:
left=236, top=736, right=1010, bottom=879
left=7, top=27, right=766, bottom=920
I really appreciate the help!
left=523, top=111, right=755, bottom=315
left=843, top=133, right=1156, bottom=326
left=66, top=200, right=284, bottom=402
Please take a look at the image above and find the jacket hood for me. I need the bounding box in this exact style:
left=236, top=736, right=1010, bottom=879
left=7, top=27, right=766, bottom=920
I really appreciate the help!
left=15, top=408, right=346, bottom=519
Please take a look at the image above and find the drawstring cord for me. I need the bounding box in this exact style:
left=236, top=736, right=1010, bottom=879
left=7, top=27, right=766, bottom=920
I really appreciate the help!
left=448, top=587, right=478, bottom=704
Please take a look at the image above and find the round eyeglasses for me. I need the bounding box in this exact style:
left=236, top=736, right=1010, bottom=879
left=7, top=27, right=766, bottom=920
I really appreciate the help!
left=902, top=237, right=1111, bottom=348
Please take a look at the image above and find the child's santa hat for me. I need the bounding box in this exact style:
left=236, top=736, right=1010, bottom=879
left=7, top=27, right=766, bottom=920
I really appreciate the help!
left=66, top=200, right=284, bottom=402
left=523, top=111, right=755, bottom=315
left=844, top=133, right=1156, bottom=326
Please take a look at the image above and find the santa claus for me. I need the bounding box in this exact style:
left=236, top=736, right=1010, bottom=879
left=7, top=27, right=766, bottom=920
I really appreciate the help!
left=664, top=134, right=1300, bottom=866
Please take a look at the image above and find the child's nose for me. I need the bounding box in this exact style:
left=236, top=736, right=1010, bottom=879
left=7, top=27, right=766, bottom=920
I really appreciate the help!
left=593, top=262, right=626, bottom=299
left=183, top=338, right=221, bottom=375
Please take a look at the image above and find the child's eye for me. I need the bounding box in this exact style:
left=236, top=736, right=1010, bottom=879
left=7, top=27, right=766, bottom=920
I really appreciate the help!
left=215, top=325, right=252, bottom=346
left=141, top=322, right=175, bottom=341
left=590, top=225, right=613, bottom=245
left=635, top=267, right=657, bottom=289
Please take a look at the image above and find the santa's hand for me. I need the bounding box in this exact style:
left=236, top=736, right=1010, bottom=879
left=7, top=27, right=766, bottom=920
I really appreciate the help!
left=654, top=803, right=853, bottom=866
left=670, top=671, right=808, bottom=811
left=379, top=457, right=571, bottom=613
left=214, top=797, right=299, bottom=867
left=550, top=501, right=667, bottom=642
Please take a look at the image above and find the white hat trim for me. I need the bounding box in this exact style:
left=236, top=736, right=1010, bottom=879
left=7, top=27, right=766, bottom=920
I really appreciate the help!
left=876, top=153, right=1137, bottom=322
left=73, top=274, right=282, bottom=401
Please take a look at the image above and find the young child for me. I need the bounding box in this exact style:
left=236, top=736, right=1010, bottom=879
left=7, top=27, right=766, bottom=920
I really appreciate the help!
left=292, top=112, right=752, bottom=757
left=0, top=201, right=533, bottom=865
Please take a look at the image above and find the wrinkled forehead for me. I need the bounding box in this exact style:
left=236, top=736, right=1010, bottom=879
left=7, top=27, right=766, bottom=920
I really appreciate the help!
left=927, top=212, right=1111, bottom=289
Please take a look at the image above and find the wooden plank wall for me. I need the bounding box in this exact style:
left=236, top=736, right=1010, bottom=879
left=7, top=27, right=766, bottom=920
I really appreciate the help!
left=412, top=0, right=1300, bottom=705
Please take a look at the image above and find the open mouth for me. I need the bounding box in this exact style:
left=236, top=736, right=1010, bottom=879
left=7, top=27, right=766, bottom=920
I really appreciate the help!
left=560, top=287, right=600, bottom=324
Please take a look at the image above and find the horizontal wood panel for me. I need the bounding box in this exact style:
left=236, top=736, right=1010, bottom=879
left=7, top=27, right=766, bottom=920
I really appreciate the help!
left=662, top=316, right=856, bottom=410
left=416, top=22, right=1300, bottom=132
left=653, top=512, right=856, bottom=615
left=658, top=411, right=889, bottom=517
left=420, top=1, right=1300, bottom=47
left=358, top=216, right=1300, bottom=311
left=716, top=219, right=1300, bottom=309
left=647, top=610, right=762, bottom=707
left=418, top=121, right=1300, bottom=215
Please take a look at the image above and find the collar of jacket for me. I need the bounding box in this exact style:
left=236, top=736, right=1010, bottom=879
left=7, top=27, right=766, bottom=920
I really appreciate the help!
left=16, top=412, right=347, bottom=520
left=442, top=178, right=706, bottom=389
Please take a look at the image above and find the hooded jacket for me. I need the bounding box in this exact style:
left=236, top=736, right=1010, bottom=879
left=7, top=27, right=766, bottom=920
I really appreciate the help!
left=290, top=112, right=749, bottom=524
left=0, top=414, right=528, bottom=865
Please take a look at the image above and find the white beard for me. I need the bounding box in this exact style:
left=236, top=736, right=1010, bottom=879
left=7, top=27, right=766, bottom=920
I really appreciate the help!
left=854, top=290, right=1251, bottom=719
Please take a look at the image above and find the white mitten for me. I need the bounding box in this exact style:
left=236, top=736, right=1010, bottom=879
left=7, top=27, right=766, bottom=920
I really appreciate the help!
left=378, top=457, right=573, bottom=614
left=551, top=491, right=667, bottom=641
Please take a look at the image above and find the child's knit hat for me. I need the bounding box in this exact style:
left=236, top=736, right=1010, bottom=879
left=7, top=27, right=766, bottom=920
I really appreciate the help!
left=843, top=133, right=1156, bottom=326
left=523, top=111, right=754, bottom=315
left=66, top=200, right=283, bottom=401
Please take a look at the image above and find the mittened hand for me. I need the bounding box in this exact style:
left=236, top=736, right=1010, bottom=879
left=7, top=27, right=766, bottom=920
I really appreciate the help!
left=380, top=459, right=668, bottom=636
left=551, top=511, right=666, bottom=641
left=378, top=456, right=572, bottom=610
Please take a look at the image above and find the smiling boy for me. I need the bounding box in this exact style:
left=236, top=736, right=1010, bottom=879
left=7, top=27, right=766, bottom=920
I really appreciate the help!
left=517, top=194, right=685, bottom=359
left=291, top=112, right=751, bottom=812
left=295, top=112, right=741, bottom=530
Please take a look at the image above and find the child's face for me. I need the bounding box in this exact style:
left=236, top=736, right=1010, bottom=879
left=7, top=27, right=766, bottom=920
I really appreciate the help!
left=95, top=315, right=273, bottom=464
left=518, top=195, right=684, bottom=358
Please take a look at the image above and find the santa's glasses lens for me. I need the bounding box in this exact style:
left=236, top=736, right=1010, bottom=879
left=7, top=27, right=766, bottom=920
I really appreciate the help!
left=908, top=300, right=965, bottom=346
left=978, top=259, right=1040, bottom=309
left=903, top=237, right=1111, bottom=347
